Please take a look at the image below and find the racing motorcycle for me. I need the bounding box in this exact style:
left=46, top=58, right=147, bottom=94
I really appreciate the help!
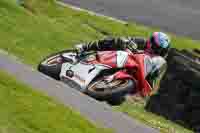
left=38, top=48, right=147, bottom=104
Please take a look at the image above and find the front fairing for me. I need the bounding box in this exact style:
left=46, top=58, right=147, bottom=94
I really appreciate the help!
left=59, top=50, right=139, bottom=92
left=60, top=62, right=109, bottom=91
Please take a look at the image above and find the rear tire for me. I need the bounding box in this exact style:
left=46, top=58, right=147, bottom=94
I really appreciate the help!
left=86, top=79, right=135, bottom=105
left=38, top=50, right=75, bottom=80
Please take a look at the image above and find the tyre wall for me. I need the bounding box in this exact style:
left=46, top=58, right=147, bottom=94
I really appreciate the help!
left=145, top=48, right=200, bottom=131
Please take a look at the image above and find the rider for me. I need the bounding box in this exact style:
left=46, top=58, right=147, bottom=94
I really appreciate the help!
left=76, top=32, right=171, bottom=96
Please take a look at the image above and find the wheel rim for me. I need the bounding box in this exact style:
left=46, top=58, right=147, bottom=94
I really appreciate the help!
left=42, top=55, right=63, bottom=66
left=88, top=79, right=129, bottom=95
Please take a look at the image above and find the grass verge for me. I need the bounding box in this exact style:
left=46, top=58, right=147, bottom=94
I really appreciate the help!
left=0, top=0, right=199, bottom=67
left=115, top=101, right=192, bottom=133
left=0, top=0, right=199, bottom=132
left=0, top=70, right=112, bottom=133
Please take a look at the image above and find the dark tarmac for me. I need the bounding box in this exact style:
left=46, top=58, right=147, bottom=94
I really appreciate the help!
left=63, top=0, right=200, bottom=40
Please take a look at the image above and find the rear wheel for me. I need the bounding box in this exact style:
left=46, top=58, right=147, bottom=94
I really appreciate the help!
left=86, top=79, right=135, bottom=105
left=38, top=50, right=75, bottom=80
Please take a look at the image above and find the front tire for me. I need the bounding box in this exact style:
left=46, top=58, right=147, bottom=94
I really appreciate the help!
left=38, top=50, right=75, bottom=80
left=86, top=79, right=135, bottom=105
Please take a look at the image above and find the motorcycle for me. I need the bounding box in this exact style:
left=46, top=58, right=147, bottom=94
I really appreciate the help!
left=38, top=48, right=148, bottom=104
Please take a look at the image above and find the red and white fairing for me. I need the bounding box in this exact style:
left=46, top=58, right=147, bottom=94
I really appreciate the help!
left=89, top=50, right=153, bottom=96
left=60, top=50, right=156, bottom=96
left=91, top=51, right=138, bottom=69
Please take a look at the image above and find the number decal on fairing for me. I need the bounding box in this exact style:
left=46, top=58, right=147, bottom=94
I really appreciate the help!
left=116, top=51, right=128, bottom=68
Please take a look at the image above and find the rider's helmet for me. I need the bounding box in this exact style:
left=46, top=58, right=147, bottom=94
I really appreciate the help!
left=149, top=32, right=171, bottom=57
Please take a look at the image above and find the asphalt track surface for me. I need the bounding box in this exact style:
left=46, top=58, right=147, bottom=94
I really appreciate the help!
left=0, top=52, right=158, bottom=133
left=62, top=0, right=200, bottom=40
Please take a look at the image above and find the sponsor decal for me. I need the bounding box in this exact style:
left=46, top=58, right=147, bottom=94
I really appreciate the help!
left=117, top=51, right=128, bottom=68
left=66, top=70, right=74, bottom=78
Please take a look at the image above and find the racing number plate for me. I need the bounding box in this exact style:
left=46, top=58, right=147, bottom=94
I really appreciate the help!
left=60, top=62, right=107, bottom=90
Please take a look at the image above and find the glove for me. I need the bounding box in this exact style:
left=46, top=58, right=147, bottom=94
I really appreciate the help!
left=75, top=44, right=85, bottom=53
left=126, top=39, right=138, bottom=52
left=75, top=44, right=88, bottom=58
left=75, top=44, right=85, bottom=56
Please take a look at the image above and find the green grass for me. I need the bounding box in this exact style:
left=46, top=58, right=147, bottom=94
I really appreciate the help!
left=115, top=101, right=193, bottom=133
left=0, top=0, right=199, bottom=67
left=0, top=0, right=199, bottom=132
left=0, top=70, right=112, bottom=133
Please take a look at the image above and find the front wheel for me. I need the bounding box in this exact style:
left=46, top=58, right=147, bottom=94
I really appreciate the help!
left=86, top=79, right=135, bottom=105
left=38, top=50, right=75, bottom=80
